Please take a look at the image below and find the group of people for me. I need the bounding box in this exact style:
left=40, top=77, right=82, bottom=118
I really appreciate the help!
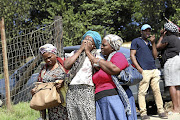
left=130, top=22, right=180, bottom=120
left=32, top=20, right=180, bottom=120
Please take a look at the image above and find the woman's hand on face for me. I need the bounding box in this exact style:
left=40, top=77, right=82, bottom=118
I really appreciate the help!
left=55, top=80, right=64, bottom=89
left=79, top=40, right=87, bottom=51
left=85, top=40, right=93, bottom=53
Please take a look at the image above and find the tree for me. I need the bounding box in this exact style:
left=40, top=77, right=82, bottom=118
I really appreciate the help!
left=132, top=0, right=180, bottom=38
left=63, top=0, right=136, bottom=44
left=1, top=0, right=179, bottom=46
left=0, top=0, right=31, bottom=34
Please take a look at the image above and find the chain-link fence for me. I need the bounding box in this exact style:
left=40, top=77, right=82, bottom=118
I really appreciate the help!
left=0, top=17, right=63, bottom=106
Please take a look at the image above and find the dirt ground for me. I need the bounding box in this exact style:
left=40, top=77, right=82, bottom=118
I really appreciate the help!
left=137, top=114, right=180, bottom=120
left=137, top=101, right=180, bottom=120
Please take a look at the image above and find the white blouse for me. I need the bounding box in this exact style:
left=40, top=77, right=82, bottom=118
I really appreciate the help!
left=67, top=49, right=102, bottom=86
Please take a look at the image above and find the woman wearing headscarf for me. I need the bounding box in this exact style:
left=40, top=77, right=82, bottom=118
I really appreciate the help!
left=32, top=44, right=68, bottom=120
left=64, top=30, right=102, bottom=120
left=157, top=22, right=180, bottom=115
left=85, top=34, right=137, bottom=120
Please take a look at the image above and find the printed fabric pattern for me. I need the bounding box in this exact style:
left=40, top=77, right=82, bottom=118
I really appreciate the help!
left=66, top=85, right=96, bottom=120
left=40, top=65, right=68, bottom=120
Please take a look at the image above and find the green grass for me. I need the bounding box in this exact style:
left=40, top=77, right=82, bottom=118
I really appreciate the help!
left=0, top=102, right=39, bottom=120
left=0, top=74, right=4, bottom=79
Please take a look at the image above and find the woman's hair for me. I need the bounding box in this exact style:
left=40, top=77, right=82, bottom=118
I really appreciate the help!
left=104, top=34, right=123, bottom=51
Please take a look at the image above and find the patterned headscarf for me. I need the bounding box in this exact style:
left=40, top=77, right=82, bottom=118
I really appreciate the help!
left=82, top=30, right=102, bottom=49
left=164, top=22, right=179, bottom=33
left=39, top=44, right=57, bottom=55
left=104, top=34, right=123, bottom=51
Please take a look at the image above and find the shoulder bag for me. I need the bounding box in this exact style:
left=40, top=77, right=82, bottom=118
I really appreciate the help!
left=108, top=51, right=143, bottom=86
left=30, top=82, right=63, bottom=111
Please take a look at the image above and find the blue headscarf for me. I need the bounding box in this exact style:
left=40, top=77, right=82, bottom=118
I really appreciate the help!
left=82, top=30, right=102, bottom=49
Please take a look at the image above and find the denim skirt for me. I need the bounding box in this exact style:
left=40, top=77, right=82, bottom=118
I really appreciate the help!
left=96, top=88, right=137, bottom=120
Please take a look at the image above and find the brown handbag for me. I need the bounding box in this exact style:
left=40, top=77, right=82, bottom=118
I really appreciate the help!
left=30, top=82, right=63, bottom=111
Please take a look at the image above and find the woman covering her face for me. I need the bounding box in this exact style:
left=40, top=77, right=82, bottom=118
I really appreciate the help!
left=85, top=34, right=137, bottom=120
left=64, top=30, right=102, bottom=120
left=32, top=44, right=68, bottom=120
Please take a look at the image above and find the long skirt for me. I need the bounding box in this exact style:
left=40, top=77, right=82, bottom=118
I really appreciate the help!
left=96, top=88, right=137, bottom=120
left=66, top=84, right=96, bottom=120
left=48, top=104, right=68, bottom=120
left=164, top=55, right=180, bottom=86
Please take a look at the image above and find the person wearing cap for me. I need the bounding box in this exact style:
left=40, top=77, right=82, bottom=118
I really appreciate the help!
left=64, top=30, right=102, bottom=120
left=130, top=24, right=167, bottom=119
left=157, top=22, right=180, bottom=115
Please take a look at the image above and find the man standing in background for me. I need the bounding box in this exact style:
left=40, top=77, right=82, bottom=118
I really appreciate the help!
left=130, top=24, right=167, bottom=120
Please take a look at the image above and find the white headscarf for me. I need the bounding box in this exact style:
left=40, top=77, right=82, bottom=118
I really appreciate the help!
left=104, top=34, right=123, bottom=51
left=39, top=44, right=57, bottom=55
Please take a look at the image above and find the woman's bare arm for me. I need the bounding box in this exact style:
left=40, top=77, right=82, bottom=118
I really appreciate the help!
left=64, top=41, right=86, bottom=70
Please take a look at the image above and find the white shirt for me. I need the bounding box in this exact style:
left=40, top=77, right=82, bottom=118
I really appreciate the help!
left=67, top=49, right=102, bottom=86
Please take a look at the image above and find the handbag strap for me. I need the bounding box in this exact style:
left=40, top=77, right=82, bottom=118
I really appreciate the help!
left=107, top=51, right=131, bottom=115
left=34, top=83, right=55, bottom=94
left=107, top=51, right=131, bottom=66
left=56, top=57, right=69, bottom=73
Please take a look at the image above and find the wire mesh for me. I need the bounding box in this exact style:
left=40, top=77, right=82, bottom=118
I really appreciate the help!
left=0, top=18, right=63, bottom=105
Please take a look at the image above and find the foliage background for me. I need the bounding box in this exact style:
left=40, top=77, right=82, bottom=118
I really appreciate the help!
left=0, top=0, right=179, bottom=46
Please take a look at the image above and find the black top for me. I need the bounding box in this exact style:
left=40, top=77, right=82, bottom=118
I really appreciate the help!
left=161, top=35, right=180, bottom=64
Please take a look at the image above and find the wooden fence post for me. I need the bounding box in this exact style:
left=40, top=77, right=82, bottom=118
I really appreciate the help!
left=54, top=16, right=63, bottom=58
left=0, top=17, right=12, bottom=110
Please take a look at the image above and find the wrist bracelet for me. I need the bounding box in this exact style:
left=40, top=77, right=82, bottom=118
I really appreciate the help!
left=93, top=58, right=101, bottom=67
